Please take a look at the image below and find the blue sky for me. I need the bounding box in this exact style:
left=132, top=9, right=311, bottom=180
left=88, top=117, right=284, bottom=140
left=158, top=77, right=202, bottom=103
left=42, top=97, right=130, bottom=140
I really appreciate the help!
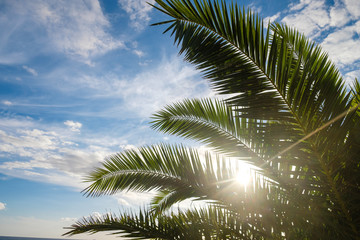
left=0, top=0, right=359, bottom=239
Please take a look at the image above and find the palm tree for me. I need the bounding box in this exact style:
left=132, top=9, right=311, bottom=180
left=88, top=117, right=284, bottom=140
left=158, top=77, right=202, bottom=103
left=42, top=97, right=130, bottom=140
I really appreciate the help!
left=64, top=0, right=360, bottom=239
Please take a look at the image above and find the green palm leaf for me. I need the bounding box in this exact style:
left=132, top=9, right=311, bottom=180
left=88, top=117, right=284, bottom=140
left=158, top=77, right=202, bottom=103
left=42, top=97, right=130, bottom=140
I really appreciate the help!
left=152, top=0, right=360, bottom=237
left=83, top=144, right=267, bottom=212
left=64, top=207, right=270, bottom=239
left=66, top=0, right=360, bottom=239
left=63, top=210, right=189, bottom=239
left=151, top=98, right=260, bottom=159
left=151, top=98, right=314, bottom=191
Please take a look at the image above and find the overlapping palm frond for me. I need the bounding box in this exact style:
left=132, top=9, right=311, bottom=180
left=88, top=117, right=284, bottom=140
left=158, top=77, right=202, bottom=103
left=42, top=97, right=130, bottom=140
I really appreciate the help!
left=150, top=0, right=360, bottom=237
left=151, top=98, right=260, bottom=159
left=65, top=0, right=360, bottom=239
left=82, top=144, right=282, bottom=215
left=65, top=207, right=268, bottom=239
left=151, top=98, right=307, bottom=191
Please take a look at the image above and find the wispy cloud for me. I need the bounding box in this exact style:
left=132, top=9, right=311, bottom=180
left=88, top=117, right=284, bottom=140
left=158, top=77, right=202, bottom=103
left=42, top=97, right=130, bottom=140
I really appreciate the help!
left=118, top=0, right=156, bottom=31
left=69, top=55, right=212, bottom=118
left=0, top=118, right=111, bottom=188
left=279, top=0, right=360, bottom=37
left=2, top=100, right=12, bottom=106
left=263, top=12, right=280, bottom=24
left=321, top=20, right=360, bottom=66
left=265, top=0, right=360, bottom=75
left=0, top=113, right=157, bottom=190
left=0, top=116, right=34, bottom=129
left=22, top=65, right=38, bottom=76
left=0, top=0, right=124, bottom=64
left=133, top=49, right=145, bottom=57
left=282, top=0, right=330, bottom=38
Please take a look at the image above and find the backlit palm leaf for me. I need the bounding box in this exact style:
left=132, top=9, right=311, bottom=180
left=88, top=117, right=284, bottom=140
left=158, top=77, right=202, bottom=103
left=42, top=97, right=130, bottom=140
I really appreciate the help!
left=66, top=0, right=360, bottom=239
left=151, top=0, right=360, bottom=237
left=83, top=144, right=266, bottom=211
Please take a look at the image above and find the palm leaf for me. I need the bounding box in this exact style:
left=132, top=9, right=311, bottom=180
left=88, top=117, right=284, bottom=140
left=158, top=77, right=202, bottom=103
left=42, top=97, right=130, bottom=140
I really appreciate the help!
left=66, top=0, right=360, bottom=238
left=151, top=98, right=262, bottom=159
left=64, top=207, right=270, bottom=239
left=152, top=0, right=360, bottom=236
left=63, top=210, right=186, bottom=239
left=83, top=144, right=270, bottom=212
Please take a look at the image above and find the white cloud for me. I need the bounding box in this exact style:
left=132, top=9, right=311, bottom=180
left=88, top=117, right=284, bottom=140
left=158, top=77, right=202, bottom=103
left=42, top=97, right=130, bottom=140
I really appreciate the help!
left=272, top=0, right=360, bottom=73
left=116, top=57, right=212, bottom=117
left=0, top=202, right=5, bottom=210
left=289, top=0, right=312, bottom=11
left=321, top=20, right=360, bottom=65
left=22, top=65, right=38, bottom=76
left=114, top=192, right=154, bottom=207
left=264, top=12, right=280, bottom=24
left=64, top=120, right=82, bottom=132
left=0, top=0, right=124, bottom=64
left=281, top=0, right=360, bottom=39
left=0, top=160, right=52, bottom=170
left=328, top=0, right=360, bottom=27
left=36, top=0, right=124, bottom=62
left=2, top=100, right=12, bottom=106
left=72, top=56, right=212, bottom=118
left=0, top=119, right=113, bottom=189
left=0, top=116, right=34, bottom=128
left=329, top=2, right=350, bottom=27
left=344, top=0, right=360, bottom=18
left=118, top=0, right=156, bottom=31
left=0, top=129, right=58, bottom=151
left=282, top=0, right=330, bottom=37
left=133, top=49, right=145, bottom=57
left=0, top=114, right=153, bottom=190
left=51, top=147, right=108, bottom=174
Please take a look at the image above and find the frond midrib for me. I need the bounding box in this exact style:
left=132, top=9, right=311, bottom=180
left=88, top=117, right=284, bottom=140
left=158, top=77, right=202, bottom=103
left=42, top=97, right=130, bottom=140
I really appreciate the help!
left=98, top=169, right=189, bottom=187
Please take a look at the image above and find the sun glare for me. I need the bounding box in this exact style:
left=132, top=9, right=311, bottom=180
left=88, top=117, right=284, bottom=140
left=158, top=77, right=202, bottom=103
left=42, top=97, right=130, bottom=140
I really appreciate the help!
left=236, top=169, right=251, bottom=186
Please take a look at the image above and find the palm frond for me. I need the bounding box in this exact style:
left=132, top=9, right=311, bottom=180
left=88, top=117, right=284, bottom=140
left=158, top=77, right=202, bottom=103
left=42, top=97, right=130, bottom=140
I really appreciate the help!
left=64, top=207, right=268, bottom=239
left=151, top=98, right=261, bottom=159
left=150, top=98, right=317, bottom=193
left=83, top=144, right=268, bottom=212
left=152, top=0, right=351, bottom=130
left=66, top=1, right=360, bottom=239
left=63, top=210, right=182, bottom=239
left=152, top=0, right=360, bottom=236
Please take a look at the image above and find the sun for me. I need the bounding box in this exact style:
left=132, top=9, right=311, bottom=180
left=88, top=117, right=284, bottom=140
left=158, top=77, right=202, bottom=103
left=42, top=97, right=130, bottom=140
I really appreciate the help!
left=235, top=169, right=251, bottom=186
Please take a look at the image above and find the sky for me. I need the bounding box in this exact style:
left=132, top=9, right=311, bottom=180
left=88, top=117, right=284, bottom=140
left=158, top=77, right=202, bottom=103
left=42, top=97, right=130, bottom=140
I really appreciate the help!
left=0, top=0, right=359, bottom=239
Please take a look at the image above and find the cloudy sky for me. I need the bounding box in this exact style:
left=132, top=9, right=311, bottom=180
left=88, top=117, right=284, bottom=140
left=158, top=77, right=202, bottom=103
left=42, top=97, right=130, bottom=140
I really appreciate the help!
left=0, top=0, right=359, bottom=239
